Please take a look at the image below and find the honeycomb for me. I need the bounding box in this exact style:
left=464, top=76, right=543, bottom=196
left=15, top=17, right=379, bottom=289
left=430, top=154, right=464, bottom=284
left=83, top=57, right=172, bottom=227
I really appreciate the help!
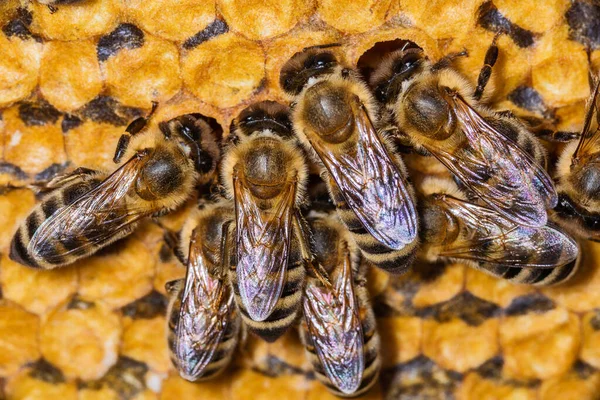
left=1, top=0, right=600, bottom=399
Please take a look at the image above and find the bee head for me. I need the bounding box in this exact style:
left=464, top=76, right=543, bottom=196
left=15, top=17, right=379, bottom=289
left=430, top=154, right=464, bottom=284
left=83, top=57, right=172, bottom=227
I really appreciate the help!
left=233, top=101, right=293, bottom=139
left=370, top=47, right=426, bottom=104
left=280, top=48, right=339, bottom=96
left=159, top=114, right=221, bottom=180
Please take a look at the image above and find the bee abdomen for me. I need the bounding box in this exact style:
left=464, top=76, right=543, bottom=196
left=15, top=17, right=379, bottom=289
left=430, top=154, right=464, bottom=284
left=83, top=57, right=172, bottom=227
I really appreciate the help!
left=331, top=188, right=417, bottom=275
left=10, top=177, right=105, bottom=269
left=476, top=260, right=579, bottom=286
left=230, top=258, right=305, bottom=342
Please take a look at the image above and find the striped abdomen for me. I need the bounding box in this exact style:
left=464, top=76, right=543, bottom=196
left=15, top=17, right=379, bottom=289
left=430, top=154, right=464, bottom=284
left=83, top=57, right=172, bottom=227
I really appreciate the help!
left=300, top=283, right=381, bottom=397
left=9, top=175, right=110, bottom=269
left=230, top=240, right=305, bottom=343
left=329, top=183, right=417, bottom=275
left=475, top=257, right=579, bottom=286
left=166, top=279, right=240, bottom=380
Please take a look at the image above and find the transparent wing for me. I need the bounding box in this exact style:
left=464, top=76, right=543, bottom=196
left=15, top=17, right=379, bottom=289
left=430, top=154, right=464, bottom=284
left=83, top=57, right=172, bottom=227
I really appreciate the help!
left=174, top=231, right=235, bottom=379
left=234, top=170, right=294, bottom=321
left=28, top=154, right=152, bottom=262
left=432, top=93, right=557, bottom=228
left=574, top=78, right=600, bottom=162
left=310, top=97, right=417, bottom=250
left=435, top=195, right=578, bottom=268
left=303, top=250, right=364, bottom=395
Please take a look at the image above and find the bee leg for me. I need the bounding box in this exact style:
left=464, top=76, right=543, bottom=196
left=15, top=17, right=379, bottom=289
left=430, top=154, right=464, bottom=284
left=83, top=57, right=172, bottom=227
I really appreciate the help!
left=47, top=4, right=58, bottom=13
left=431, top=49, right=469, bottom=72
left=113, top=101, right=158, bottom=164
left=473, top=34, right=501, bottom=101
left=509, top=113, right=580, bottom=143
left=164, top=279, right=183, bottom=296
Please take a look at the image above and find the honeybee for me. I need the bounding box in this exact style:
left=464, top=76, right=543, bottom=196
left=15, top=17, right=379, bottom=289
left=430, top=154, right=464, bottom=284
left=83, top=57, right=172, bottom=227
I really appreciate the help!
left=280, top=46, right=419, bottom=275
left=418, top=178, right=580, bottom=286
left=300, top=212, right=380, bottom=397
left=222, top=101, right=309, bottom=342
left=165, top=201, right=240, bottom=381
left=10, top=108, right=221, bottom=269
left=369, top=43, right=556, bottom=228
left=553, top=78, right=600, bottom=240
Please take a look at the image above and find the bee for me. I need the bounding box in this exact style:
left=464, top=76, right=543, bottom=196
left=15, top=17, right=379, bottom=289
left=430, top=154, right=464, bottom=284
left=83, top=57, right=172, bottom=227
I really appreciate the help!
left=165, top=201, right=240, bottom=381
left=369, top=42, right=556, bottom=228
left=280, top=46, right=419, bottom=275
left=418, top=178, right=580, bottom=286
left=10, top=107, right=221, bottom=269
left=300, top=212, right=380, bottom=397
left=553, top=78, right=600, bottom=241
left=222, top=101, right=309, bottom=342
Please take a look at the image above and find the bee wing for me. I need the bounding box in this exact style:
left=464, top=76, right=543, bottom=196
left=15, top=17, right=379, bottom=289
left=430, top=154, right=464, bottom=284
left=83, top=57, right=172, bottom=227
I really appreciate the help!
left=573, top=78, right=600, bottom=161
left=233, top=171, right=295, bottom=321
left=433, top=94, right=557, bottom=228
left=28, top=154, right=152, bottom=262
left=174, top=231, right=236, bottom=380
left=303, top=250, right=364, bottom=395
left=310, top=98, right=417, bottom=250
left=436, top=196, right=578, bottom=268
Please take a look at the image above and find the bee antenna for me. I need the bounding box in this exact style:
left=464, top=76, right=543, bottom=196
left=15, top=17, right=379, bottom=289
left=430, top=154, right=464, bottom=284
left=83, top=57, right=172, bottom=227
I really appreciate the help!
left=302, top=43, right=342, bottom=52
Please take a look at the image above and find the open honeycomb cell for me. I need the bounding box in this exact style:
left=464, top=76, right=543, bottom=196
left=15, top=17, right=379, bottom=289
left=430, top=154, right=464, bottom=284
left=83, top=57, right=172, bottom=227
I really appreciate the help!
left=1, top=0, right=600, bottom=399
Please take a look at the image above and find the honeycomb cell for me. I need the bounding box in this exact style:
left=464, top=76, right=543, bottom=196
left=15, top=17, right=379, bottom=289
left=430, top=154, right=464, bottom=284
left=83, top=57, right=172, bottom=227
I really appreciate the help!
left=494, top=0, right=569, bottom=33
left=182, top=33, right=265, bottom=109
left=366, top=266, right=389, bottom=299
left=39, top=40, right=102, bottom=112
left=532, top=26, right=590, bottom=107
left=400, top=0, right=481, bottom=40
left=121, top=317, right=171, bottom=373
left=160, top=373, right=231, bottom=399
left=3, top=103, right=67, bottom=176
left=456, top=372, right=537, bottom=400
left=230, top=369, right=308, bottom=400
left=423, top=318, right=499, bottom=373
left=122, top=0, right=216, bottom=42
left=539, top=369, right=600, bottom=400
left=542, top=241, right=600, bottom=313
left=29, top=0, right=120, bottom=41
left=500, top=308, right=580, bottom=380
left=1, top=255, right=78, bottom=315
left=0, top=188, right=35, bottom=251
left=376, top=316, right=422, bottom=367
left=411, top=263, right=465, bottom=308
left=267, top=330, right=309, bottom=371
left=5, top=368, right=78, bottom=400
left=0, top=301, right=40, bottom=376
left=465, top=267, right=535, bottom=308
left=79, top=387, right=119, bottom=400
left=317, top=0, right=393, bottom=34
left=104, top=34, right=182, bottom=108
left=78, top=235, right=155, bottom=309
left=40, top=300, right=122, bottom=381
left=63, top=120, right=126, bottom=172
left=219, top=0, right=314, bottom=40
left=581, top=311, right=600, bottom=369
left=0, top=35, right=41, bottom=107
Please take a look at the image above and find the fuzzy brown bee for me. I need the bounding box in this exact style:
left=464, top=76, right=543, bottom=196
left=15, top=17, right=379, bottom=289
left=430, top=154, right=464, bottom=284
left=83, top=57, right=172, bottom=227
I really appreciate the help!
left=553, top=78, right=600, bottom=241
left=222, top=101, right=309, bottom=342
left=280, top=46, right=419, bottom=275
left=165, top=201, right=240, bottom=381
left=300, top=212, right=380, bottom=397
left=418, top=178, right=580, bottom=286
left=370, top=43, right=556, bottom=228
left=10, top=109, right=220, bottom=269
